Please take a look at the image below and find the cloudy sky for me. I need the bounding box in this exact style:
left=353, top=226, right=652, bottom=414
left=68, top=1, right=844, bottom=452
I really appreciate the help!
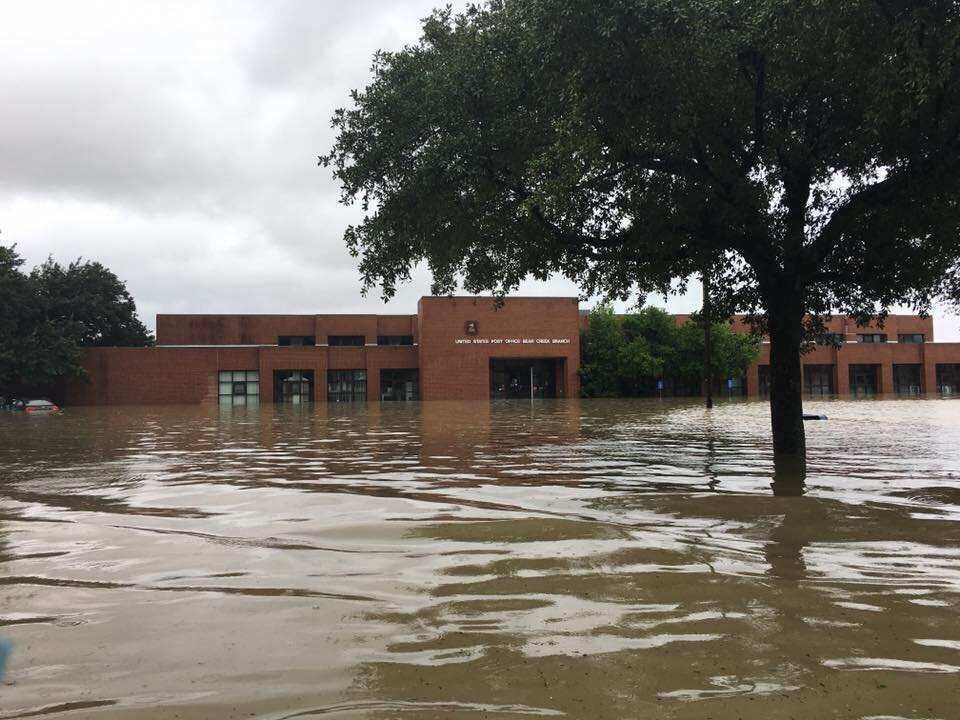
left=2, top=1, right=958, bottom=340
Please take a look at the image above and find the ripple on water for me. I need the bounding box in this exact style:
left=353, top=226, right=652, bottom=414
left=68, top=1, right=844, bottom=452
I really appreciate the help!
left=0, top=398, right=958, bottom=719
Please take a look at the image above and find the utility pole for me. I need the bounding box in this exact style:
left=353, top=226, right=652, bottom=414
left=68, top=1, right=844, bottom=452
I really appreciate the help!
left=702, top=266, right=713, bottom=410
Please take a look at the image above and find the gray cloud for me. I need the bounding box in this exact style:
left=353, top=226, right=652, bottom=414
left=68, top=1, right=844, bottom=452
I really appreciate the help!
left=1, top=1, right=957, bottom=340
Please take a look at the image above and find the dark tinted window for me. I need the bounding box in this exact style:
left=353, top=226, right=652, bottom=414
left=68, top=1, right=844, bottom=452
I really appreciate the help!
left=897, top=333, right=924, bottom=344
left=377, top=335, right=414, bottom=346
left=380, top=369, right=418, bottom=400
left=817, top=333, right=846, bottom=346
left=328, top=335, right=365, bottom=346
left=328, top=369, right=367, bottom=401
left=278, top=335, right=315, bottom=346
left=856, top=333, right=887, bottom=343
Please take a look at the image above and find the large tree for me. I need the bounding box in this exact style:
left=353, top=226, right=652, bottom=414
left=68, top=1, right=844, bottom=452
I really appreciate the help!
left=323, top=0, right=960, bottom=459
left=0, top=245, right=153, bottom=392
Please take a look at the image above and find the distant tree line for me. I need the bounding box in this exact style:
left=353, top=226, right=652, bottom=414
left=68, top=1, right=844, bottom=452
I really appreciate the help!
left=580, top=306, right=760, bottom=398
left=0, top=244, right=153, bottom=394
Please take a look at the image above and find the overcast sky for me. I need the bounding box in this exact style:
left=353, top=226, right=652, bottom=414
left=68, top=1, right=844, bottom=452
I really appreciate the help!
left=2, top=1, right=958, bottom=340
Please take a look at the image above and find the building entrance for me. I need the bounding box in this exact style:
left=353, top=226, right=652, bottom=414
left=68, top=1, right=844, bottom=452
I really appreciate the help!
left=490, top=359, right=559, bottom=399
left=274, top=370, right=314, bottom=403
left=380, top=369, right=418, bottom=401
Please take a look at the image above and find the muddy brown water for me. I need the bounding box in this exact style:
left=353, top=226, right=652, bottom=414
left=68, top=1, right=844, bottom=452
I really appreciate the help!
left=1, top=398, right=959, bottom=719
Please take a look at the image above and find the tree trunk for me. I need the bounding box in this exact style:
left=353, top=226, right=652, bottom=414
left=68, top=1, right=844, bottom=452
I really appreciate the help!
left=767, top=306, right=806, bottom=461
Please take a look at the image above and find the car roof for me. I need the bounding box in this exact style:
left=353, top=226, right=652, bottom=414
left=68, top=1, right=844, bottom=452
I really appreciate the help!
left=25, top=399, right=55, bottom=406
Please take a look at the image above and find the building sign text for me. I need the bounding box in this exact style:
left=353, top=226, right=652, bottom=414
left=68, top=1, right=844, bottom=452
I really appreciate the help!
left=455, top=337, right=572, bottom=345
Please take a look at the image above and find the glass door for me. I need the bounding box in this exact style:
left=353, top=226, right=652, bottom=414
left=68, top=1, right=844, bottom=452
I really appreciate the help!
left=275, top=370, right=314, bottom=403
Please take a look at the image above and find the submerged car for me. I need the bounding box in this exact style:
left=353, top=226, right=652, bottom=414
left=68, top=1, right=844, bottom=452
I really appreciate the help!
left=22, top=400, right=62, bottom=414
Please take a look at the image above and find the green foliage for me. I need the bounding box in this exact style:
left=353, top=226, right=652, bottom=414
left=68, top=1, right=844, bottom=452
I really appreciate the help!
left=30, top=257, right=154, bottom=347
left=0, top=244, right=153, bottom=391
left=579, top=305, right=760, bottom=397
left=324, top=0, right=960, bottom=326
left=579, top=306, right=623, bottom=396
left=674, top=320, right=762, bottom=391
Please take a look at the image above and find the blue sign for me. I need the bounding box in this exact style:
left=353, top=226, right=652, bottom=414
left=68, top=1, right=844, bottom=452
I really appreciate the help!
left=656, top=379, right=664, bottom=390
left=727, top=378, right=734, bottom=389
left=0, top=639, right=11, bottom=682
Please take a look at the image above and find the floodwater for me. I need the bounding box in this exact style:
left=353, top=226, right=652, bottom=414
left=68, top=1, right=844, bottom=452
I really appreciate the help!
left=1, top=399, right=959, bottom=720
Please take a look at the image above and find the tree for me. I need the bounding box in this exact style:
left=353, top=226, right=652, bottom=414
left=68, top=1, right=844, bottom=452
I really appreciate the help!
left=578, top=305, right=758, bottom=397
left=31, top=258, right=153, bottom=347
left=675, top=320, right=761, bottom=392
left=579, top=305, right=623, bottom=397
left=324, top=0, right=960, bottom=461
left=619, top=306, right=675, bottom=394
left=0, top=244, right=153, bottom=393
left=0, top=245, right=36, bottom=390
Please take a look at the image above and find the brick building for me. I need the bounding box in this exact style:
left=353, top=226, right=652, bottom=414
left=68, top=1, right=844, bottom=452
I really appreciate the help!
left=63, top=296, right=960, bottom=405
left=631, top=313, right=960, bottom=398
left=746, top=315, right=960, bottom=398
left=65, top=297, right=582, bottom=405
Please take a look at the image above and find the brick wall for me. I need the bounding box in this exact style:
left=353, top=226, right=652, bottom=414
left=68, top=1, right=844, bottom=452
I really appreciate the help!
left=65, top=347, right=259, bottom=405
left=417, top=296, right=581, bottom=400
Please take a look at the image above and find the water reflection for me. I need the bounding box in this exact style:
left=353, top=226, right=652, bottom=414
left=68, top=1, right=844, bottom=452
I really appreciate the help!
left=0, top=399, right=958, bottom=718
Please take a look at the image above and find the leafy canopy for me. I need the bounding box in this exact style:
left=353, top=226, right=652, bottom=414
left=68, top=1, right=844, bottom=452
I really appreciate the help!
left=0, top=245, right=153, bottom=391
left=580, top=306, right=760, bottom=397
left=324, top=0, right=960, bottom=331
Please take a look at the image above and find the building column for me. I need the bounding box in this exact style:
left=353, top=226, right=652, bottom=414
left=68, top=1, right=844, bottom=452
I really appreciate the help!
left=745, top=362, right=760, bottom=397
left=880, top=362, right=894, bottom=396
left=258, top=353, right=273, bottom=403
left=316, top=358, right=328, bottom=402
left=924, top=361, right=938, bottom=395
left=363, top=362, right=381, bottom=403
left=836, top=359, right=850, bottom=395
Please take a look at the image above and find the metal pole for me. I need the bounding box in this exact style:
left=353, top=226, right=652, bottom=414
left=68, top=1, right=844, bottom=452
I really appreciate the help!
left=703, top=267, right=714, bottom=410
left=530, top=365, right=534, bottom=400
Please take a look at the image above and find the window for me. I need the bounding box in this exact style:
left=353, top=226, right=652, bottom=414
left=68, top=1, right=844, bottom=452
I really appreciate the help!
left=897, top=333, right=925, bottom=344
left=893, top=364, right=922, bottom=395
left=328, top=335, right=365, bottom=347
left=380, top=369, right=419, bottom=400
left=817, top=333, right=846, bottom=346
left=937, top=364, right=960, bottom=395
left=849, top=364, right=880, bottom=397
left=377, top=335, right=414, bottom=346
left=856, top=333, right=887, bottom=343
left=218, top=370, right=259, bottom=405
left=804, top=365, right=835, bottom=397
left=278, top=335, right=315, bottom=346
left=327, top=369, right=367, bottom=402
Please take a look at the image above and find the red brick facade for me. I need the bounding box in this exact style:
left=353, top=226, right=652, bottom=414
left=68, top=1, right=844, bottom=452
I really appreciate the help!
left=417, top=297, right=580, bottom=400
left=65, top=297, right=581, bottom=405
left=62, top=298, right=960, bottom=404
